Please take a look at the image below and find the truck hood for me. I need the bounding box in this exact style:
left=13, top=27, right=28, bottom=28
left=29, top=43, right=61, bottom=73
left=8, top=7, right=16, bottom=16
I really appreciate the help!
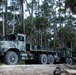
left=0, top=41, right=17, bottom=49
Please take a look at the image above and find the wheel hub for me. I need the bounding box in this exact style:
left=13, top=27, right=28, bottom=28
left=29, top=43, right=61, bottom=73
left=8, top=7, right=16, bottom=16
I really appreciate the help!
left=43, top=58, right=46, bottom=62
left=10, top=56, right=15, bottom=63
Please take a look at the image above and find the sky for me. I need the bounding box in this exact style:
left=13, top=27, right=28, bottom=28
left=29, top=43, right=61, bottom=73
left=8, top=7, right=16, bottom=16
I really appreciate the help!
left=8, top=0, right=43, bottom=18
left=0, top=0, right=43, bottom=21
left=24, top=0, right=43, bottom=18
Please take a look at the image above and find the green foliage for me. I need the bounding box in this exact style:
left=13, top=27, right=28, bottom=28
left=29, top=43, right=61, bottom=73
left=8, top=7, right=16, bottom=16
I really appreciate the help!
left=0, top=0, right=5, bottom=3
left=58, top=27, right=76, bottom=48
left=65, top=0, right=76, bottom=8
left=15, top=25, right=22, bottom=33
left=41, top=0, right=51, bottom=17
left=0, top=0, right=76, bottom=50
left=56, top=16, right=65, bottom=23
left=35, top=17, right=49, bottom=31
left=50, top=38, right=61, bottom=48
left=58, top=27, right=68, bottom=38
left=65, top=0, right=76, bottom=14
left=24, top=17, right=36, bottom=35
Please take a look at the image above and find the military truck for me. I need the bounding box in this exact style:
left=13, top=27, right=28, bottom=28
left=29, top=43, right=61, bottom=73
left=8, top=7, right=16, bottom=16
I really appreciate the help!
left=0, top=33, right=74, bottom=65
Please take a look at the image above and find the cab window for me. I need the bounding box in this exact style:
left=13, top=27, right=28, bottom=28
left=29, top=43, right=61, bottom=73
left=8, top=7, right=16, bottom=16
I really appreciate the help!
left=18, top=36, right=24, bottom=41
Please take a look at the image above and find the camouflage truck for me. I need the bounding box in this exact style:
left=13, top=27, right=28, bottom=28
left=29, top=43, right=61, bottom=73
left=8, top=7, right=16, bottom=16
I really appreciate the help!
left=0, top=33, right=74, bottom=65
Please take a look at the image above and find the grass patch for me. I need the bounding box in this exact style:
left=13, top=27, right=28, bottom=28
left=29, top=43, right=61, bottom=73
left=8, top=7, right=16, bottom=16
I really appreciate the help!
left=19, top=61, right=25, bottom=65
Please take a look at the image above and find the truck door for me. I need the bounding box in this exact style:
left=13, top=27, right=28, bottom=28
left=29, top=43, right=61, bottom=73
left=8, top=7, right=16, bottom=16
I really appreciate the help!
left=17, top=34, right=26, bottom=51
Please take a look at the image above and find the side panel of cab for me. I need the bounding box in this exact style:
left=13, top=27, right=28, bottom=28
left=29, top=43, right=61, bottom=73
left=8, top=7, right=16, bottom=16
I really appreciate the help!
left=16, top=34, right=26, bottom=51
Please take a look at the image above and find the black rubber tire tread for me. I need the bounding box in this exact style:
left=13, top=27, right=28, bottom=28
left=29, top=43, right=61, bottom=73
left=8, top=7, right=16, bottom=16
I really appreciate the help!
left=4, top=51, right=19, bottom=65
left=39, top=54, right=47, bottom=64
left=47, top=54, right=54, bottom=64
left=66, top=57, right=73, bottom=65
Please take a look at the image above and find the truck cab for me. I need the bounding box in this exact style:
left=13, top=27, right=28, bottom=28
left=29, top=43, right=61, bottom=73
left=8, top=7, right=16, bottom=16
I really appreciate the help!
left=0, top=33, right=33, bottom=65
left=0, top=33, right=26, bottom=53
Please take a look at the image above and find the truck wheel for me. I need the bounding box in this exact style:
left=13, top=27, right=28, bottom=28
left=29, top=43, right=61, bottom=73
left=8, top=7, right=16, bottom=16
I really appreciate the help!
left=66, top=58, right=73, bottom=65
left=4, top=51, right=19, bottom=65
left=47, top=54, right=54, bottom=64
left=39, top=54, right=47, bottom=64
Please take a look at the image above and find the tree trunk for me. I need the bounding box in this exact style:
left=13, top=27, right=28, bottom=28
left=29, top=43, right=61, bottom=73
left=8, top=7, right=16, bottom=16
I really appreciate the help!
left=59, top=0, right=61, bottom=28
left=44, top=31, right=46, bottom=48
left=20, top=0, right=25, bottom=34
left=30, top=0, right=34, bottom=46
left=38, top=0, right=39, bottom=16
left=12, top=8, right=15, bottom=34
left=38, top=30, right=40, bottom=47
left=71, top=42, right=72, bottom=50
left=2, top=13, right=5, bottom=37
left=37, top=0, right=40, bottom=47
left=25, top=0, right=31, bottom=15
left=26, top=0, right=34, bottom=45
left=30, top=0, right=33, bottom=25
left=61, top=35, right=64, bottom=48
left=53, top=0, right=57, bottom=48
left=41, top=32, right=42, bottom=48
left=2, top=4, right=5, bottom=37
left=5, top=0, right=8, bottom=35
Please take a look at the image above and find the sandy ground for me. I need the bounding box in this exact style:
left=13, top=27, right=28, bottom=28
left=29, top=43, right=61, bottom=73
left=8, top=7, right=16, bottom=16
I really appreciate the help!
left=0, top=64, right=76, bottom=75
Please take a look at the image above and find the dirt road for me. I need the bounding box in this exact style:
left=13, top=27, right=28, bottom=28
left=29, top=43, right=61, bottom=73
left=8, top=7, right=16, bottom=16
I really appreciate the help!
left=0, top=64, right=76, bottom=75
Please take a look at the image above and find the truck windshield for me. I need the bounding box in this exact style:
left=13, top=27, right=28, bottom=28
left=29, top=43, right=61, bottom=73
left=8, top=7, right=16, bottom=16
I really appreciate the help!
left=3, top=34, right=16, bottom=41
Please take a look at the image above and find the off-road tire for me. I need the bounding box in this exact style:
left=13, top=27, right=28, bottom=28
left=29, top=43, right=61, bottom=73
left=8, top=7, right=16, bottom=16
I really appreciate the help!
left=66, top=57, right=73, bottom=65
left=39, top=54, right=47, bottom=64
left=4, top=51, right=19, bottom=65
left=47, top=54, right=54, bottom=64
